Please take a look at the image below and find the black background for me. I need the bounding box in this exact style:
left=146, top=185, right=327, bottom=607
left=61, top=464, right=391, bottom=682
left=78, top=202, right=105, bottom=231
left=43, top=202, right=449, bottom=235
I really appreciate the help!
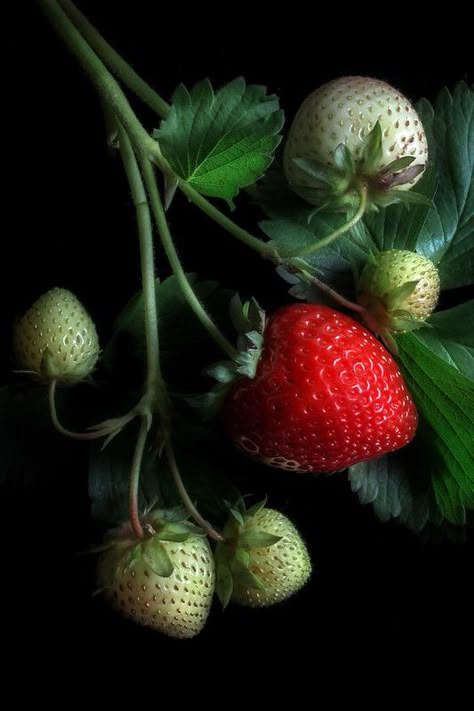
left=2, top=1, right=472, bottom=675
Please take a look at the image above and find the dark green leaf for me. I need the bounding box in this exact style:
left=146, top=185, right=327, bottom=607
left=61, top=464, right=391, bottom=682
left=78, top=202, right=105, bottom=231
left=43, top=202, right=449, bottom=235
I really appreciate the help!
left=362, top=165, right=437, bottom=253
left=397, top=331, right=474, bottom=524
left=419, top=302, right=474, bottom=380
left=260, top=214, right=376, bottom=292
left=102, top=274, right=233, bottom=388
left=156, top=78, right=284, bottom=207
left=415, top=83, right=474, bottom=288
left=348, top=444, right=441, bottom=531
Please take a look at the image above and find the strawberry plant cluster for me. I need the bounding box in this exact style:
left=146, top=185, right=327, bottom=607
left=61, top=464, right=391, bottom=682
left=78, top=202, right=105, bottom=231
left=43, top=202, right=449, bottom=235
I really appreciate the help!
left=2, top=0, right=472, bottom=641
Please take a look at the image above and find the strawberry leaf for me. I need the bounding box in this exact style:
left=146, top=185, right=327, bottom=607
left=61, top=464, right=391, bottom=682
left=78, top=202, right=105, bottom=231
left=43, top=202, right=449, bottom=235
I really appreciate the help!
left=102, top=274, right=232, bottom=387
left=260, top=214, right=377, bottom=293
left=348, top=442, right=440, bottom=532
left=155, top=78, right=284, bottom=207
left=420, top=301, right=474, bottom=380
left=397, top=331, right=474, bottom=524
left=414, top=82, right=474, bottom=288
left=361, top=163, right=437, bottom=253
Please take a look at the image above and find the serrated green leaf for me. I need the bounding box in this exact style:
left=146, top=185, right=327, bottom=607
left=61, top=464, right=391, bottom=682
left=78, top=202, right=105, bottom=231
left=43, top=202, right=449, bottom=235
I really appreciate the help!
left=142, top=538, right=174, bottom=577
left=396, top=331, right=474, bottom=524
left=348, top=443, right=440, bottom=531
left=239, top=528, right=282, bottom=548
left=419, top=302, right=474, bottom=380
left=415, top=83, right=474, bottom=288
left=155, top=78, right=284, bottom=207
left=362, top=165, right=437, bottom=253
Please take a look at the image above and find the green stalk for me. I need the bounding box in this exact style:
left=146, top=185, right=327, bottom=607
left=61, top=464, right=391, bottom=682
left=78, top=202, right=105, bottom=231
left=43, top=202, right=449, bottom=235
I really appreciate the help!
left=37, top=0, right=159, bottom=161
left=165, top=442, right=224, bottom=543
left=128, top=416, right=148, bottom=539
left=44, top=1, right=278, bottom=261
left=141, top=159, right=238, bottom=360
left=284, top=185, right=368, bottom=258
left=58, top=0, right=170, bottom=118
left=177, top=181, right=279, bottom=260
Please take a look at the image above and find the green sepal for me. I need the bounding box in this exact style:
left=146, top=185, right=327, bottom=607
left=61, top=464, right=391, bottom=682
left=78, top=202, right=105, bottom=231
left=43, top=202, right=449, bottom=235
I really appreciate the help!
left=292, top=157, right=341, bottom=188
left=384, top=280, right=420, bottom=310
left=239, top=528, right=282, bottom=548
left=229, top=507, right=245, bottom=526
left=155, top=521, right=204, bottom=542
left=214, top=550, right=234, bottom=609
left=141, top=538, right=174, bottom=577
left=379, top=156, right=416, bottom=175
left=246, top=496, right=268, bottom=518
left=231, top=558, right=266, bottom=592
left=333, top=143, right=355, bottom=174
left=360, top=122, right=383, bottom=172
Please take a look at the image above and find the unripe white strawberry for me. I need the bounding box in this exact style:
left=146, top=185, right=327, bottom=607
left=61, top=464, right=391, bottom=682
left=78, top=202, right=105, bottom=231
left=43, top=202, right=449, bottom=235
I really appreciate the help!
left=284, top=76, right=428, bottom=210
left=357, top=249, right=440, bottom=333
left=215, top=502, right=311, bottom=608
left=13, top=288, right=99, bottom=381
left=98, top=516, right=215, bottom=640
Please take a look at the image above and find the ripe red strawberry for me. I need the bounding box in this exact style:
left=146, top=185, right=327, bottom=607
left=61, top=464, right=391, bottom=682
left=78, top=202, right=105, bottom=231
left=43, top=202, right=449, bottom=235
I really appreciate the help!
left=223, top=304, right=417, bottom=473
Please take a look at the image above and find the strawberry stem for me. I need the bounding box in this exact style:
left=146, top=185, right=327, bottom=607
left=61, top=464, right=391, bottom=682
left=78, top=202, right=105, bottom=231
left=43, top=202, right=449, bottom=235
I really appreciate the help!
left=140, top=159, right=238, bottom=360
left=294, top=267, right=367, bottom=314
left=57, top=0, right=170, bottom=119
left=165, top=442, right=225, bottom=543
left=128, top=415, right=148, bottom=539
left=47, top=379, right=129, bottom=441
left=43, top=0, right=280, bottom=261
left=285, top=184, right=368, bottom=258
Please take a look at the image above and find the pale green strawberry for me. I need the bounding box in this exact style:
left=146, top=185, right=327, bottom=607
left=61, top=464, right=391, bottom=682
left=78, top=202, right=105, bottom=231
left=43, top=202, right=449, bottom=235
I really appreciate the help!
left=284, top=76, right=428, bottom=210
left=98, top=516, right=215, bottom=640
left=357, top=249, right=440, bottom=333
left=215, top=503, right=311, bottom=608
left=14, top=287, right=99, bottom=381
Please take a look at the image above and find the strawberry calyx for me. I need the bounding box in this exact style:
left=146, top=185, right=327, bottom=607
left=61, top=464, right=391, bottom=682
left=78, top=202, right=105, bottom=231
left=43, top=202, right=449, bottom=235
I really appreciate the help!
left=187, top=294, right=266, bottom=419
left=99, top=507, right=205, bottom=585
left=214, top=498, right=282, bottom=608
left=288, top=122, right=429, bottom=213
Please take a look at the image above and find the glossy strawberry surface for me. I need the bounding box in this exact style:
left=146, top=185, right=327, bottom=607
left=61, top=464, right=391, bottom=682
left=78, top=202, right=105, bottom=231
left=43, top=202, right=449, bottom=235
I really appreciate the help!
left=224, top=304, right=418, bottom=473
